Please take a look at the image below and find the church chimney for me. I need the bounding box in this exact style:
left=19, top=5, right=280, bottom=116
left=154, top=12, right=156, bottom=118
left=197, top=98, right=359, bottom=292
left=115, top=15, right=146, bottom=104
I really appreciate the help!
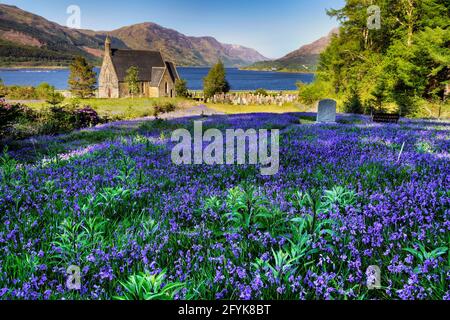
left=105, top=36, right=111, bottom=56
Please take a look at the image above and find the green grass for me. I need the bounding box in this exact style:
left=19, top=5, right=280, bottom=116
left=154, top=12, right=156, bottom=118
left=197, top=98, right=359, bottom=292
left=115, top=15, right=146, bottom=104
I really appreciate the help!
left=25, top=97, right=195, bottom=120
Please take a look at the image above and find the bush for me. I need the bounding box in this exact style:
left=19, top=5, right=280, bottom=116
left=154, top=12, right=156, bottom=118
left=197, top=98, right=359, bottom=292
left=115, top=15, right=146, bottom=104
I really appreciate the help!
left=74, top=107, right=100, bottom=128
left=153, top=102, right=177, bottom=119
left=175, top=79, right=190, bottom=98
left=35, top=83, right=56, bottom=100
left=255, top=88, right=269, bottom=96
left=5, top=86, right=37, bottom=100
left=297, top=80, right=333, bottom=106
left=0, top=99, right=32, bottom=138
left=46, top=89, right=65, bottom=107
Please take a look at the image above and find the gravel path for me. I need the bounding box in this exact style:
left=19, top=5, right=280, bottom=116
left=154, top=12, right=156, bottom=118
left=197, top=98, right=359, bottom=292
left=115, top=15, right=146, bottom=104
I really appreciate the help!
left=90, top=104, right=225, bottom=131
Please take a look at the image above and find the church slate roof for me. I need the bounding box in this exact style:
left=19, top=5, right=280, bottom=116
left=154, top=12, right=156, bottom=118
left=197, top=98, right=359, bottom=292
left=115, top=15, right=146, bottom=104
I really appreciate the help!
left=165, top=61, right=180, bottom=82
left=110, top=49, right=166, bottom=82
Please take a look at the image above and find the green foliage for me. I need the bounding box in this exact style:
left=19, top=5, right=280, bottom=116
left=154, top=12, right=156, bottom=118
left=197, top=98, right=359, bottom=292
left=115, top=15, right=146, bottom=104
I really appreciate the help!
left=203, top=60, right=230, bottom=98
left=0, top=147, right=18, bottom=184
left=174, top=79, right=190, bottom=98
left=115, top=271, right=184, bottom=300
left=153, top=102, right=177, bottom=119
left=125, top=66, right=140, bottom=98
left=318, top=0, right=450, bottom=118
left=0, top=100, right=32, bottom=137
left=297, top=80, right=333, bottom=106
left=0, top=78, right=6, bottom=98
left=91, top=187, right=132, bottom=220
left=321, top=186, right=357, bottom=211
left=68, top=56, right=97, bottom=98
left=255, top=88, right=269, bottom=96
left=344, top=89, right=364, bottom=114
left=224, top=185, right=286, bottom=234
left=45, top=88, right=65, bottom=107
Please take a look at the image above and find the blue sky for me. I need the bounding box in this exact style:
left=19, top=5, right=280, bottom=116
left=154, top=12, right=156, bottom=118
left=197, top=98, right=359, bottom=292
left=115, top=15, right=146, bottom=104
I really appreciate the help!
left=1, top=0, right=344, bottom=58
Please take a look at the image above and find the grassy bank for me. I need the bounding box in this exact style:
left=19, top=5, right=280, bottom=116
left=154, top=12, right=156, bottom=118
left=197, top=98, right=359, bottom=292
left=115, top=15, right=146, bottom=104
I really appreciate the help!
left=23, top=97, right=195, bottom=119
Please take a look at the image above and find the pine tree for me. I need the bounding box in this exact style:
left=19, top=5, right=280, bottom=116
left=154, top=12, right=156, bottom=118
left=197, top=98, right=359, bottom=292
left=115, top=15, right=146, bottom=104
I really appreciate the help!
left=203, top=61, right=230, bottom=99
left=68, top=56, right=97, bottom=98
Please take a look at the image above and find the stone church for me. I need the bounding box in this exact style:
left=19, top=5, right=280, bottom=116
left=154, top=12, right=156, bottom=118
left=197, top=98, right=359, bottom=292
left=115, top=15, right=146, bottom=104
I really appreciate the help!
left=98, top=37, right=180, bottom=98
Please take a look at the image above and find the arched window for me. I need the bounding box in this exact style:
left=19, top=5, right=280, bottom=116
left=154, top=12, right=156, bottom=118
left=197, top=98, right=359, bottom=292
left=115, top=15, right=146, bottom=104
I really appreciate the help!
left=165, top=82, right=168, bottom=95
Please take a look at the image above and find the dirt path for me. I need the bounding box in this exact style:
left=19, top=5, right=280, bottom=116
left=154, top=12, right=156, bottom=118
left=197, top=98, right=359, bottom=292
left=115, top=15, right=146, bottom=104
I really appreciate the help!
left=91, top=104, right=225, bottom=131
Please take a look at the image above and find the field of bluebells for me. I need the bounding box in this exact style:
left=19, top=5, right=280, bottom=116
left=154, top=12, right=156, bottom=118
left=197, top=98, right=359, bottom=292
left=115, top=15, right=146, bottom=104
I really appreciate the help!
left=0, top=113, right=449, bottom=300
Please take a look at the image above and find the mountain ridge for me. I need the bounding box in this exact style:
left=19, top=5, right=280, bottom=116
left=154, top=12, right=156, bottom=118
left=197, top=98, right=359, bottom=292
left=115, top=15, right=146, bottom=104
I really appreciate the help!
left=0, top=4, right=268, bottom=67
left=245, top=28, right=339, bottom=72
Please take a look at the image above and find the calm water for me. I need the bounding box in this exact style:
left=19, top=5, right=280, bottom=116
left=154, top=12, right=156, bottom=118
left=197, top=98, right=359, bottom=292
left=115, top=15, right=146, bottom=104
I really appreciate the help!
left=0, top=67, right=314, bottom=91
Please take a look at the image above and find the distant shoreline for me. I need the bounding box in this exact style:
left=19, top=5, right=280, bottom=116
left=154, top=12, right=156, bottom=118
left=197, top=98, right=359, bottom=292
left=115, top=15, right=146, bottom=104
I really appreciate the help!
left=1, top=65, right=315, bottom=75
left=240, top=67, right=316, bottom=74
left=0, top=66, right=70, bottom=71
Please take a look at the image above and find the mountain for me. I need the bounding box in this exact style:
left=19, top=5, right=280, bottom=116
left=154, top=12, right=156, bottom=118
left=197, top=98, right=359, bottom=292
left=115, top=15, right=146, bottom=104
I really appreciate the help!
left=95, top=22, right=269, bottom=67
left=0, top=4, right=268, bottom=67
left=245, top=28, right=339, bottom=72
left=0, top=4, right=109, bottom=66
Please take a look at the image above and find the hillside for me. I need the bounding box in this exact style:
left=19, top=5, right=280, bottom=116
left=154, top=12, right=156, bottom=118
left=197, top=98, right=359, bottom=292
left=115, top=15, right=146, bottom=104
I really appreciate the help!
left=0, top=4, right=108, bottom=66
left=98, top=22, right=268, bottom=67
left=0, top=4, right=268, bottom=67
left=245, top=28, right=339, bottom=72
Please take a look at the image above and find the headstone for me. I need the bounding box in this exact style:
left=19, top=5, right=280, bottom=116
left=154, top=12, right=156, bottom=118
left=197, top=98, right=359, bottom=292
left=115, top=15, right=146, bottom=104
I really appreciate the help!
left=317, top=99, right=337, bottom=123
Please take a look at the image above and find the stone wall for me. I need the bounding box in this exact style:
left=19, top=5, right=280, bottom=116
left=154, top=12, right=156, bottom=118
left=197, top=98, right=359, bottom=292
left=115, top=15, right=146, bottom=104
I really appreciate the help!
left=98, top=54, right=119, bottom=98
left=158, top=69, right=176, bottom=98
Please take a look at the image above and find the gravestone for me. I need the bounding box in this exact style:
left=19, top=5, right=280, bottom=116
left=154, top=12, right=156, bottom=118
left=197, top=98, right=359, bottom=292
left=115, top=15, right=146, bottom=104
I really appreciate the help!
left=317, top=99, right=337, bottom=123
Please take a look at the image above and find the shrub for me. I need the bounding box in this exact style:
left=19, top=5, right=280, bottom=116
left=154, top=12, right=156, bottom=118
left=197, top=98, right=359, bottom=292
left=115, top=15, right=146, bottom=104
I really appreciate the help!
left=255, top=88, right=269, bottom=96
left=175, top=79, right=190, bottom=98
left=0, top=99, right=31, bottom=137
left=39, top=106, right=76, bottom=135
left=297, top=80, right=333, bottom=106
left=5, top=85, right=37, bottom=100
left=46, top=89, right=65, bottom=107
left=74, top=106, right=100, bottom=128
left=153, top=102, right=176, bottom=119
left=35, top=83, right=57, bottom=100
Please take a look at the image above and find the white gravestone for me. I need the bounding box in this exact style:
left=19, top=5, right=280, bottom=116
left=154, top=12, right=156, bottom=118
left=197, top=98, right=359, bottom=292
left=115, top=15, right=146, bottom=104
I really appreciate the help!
left=317, top=99, right=337, bottom=123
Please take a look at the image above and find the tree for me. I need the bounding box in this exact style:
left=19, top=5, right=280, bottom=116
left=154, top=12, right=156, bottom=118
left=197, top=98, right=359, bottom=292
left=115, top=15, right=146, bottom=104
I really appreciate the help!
left=125, top=66, right=140, bottom=98
left=316, top=0, right=450, bottom=117
left=68, top=56, right=97, bottom=98
left=175, top=79, right=190, bottom=98
left=203, top=61, right=230, bottom=99
left=46, top=88, right=65, bottom=107
left=344, top=88, right=364, bottom=114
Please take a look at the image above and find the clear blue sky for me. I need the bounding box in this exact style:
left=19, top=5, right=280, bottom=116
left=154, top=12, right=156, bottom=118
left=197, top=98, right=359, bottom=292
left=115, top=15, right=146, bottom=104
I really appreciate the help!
left=1, top=0, right=344, bottom=58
